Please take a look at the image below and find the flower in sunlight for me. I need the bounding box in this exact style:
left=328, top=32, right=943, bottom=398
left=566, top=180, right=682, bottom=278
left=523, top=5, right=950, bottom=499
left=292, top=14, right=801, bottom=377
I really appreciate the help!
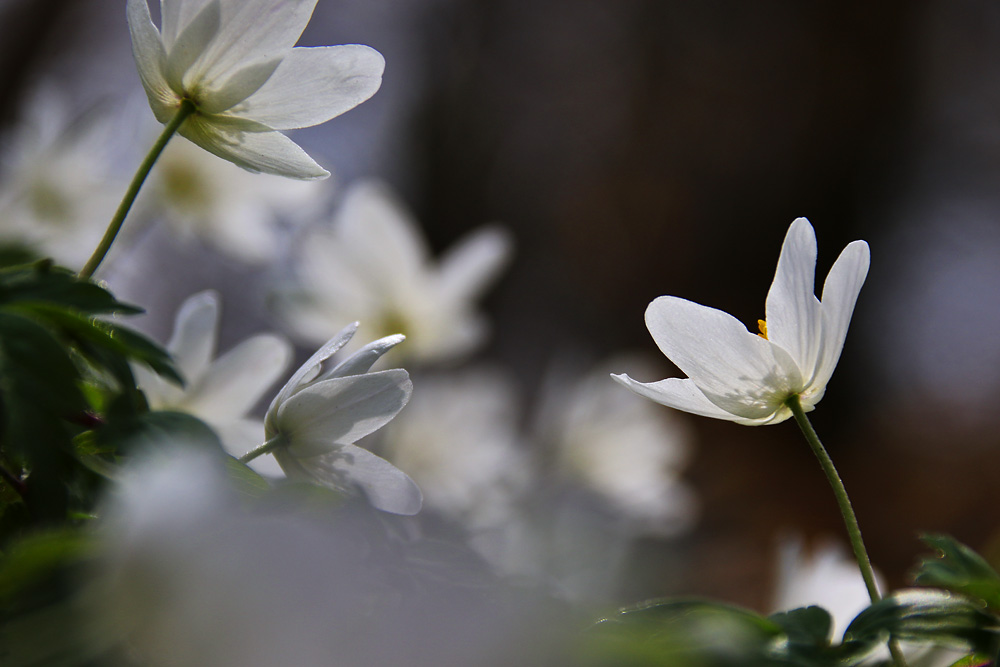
left=143, top=134, right=329, bottom=262
left=278, top=180, right=512, bottom=364
left=613, top=217, right=869, bottom=425
left=264, top=322, right=422, bottom=515
left=0, top=89, right=125, bottom=268
left=379, top=368, right=531, bottom=529
left=133, top=291, right=292, bottom=474
left=126, top=0, right=384, bottom=179
left=541, top=358, right=696, bottom=535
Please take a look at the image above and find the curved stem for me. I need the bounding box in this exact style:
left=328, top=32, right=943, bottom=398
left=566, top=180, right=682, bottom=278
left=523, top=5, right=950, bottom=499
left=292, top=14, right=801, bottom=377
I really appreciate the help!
left=238, top=437, right=284, bottom=464
left=785, top=395, right=909, bottom=667
left=79, top=101, right=196, bottom=279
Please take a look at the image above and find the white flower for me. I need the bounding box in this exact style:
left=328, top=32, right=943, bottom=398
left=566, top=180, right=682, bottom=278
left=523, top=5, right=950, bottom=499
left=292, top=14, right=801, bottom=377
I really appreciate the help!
left=541, top=358, right=696, bottom=535
left=143, top=134, right=329, bottom=262
left=133, top=291, right=292, bottom=473
left=613, top=218, right=870, bottom=425
left=126, top=0, right=384, bottom=179
left=264, top=323, right=422, bottom=515
left=278, top=180, right=512, bottom=364
left=0, top=89, right=125, bottom=268
left=379, top=368, right=531, bottom=529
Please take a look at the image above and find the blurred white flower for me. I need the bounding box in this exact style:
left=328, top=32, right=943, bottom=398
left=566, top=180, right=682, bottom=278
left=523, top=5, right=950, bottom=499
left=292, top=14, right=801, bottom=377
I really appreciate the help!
left=614, top=218, right=869, bottom=425
left=142, top=134, right=329, bottom=262
left=127, top=0, right=384, bottom=179
left=264, top=323, right=422, bottom=515
left=379, top=368, right=531, bottom=529
left=540, top=358, right=697, bottom=535
left=278, top=181, right=512, bottom=364
left=0, top=90, right=125, bottom=268
left=133, top=291, right=292, bottom=473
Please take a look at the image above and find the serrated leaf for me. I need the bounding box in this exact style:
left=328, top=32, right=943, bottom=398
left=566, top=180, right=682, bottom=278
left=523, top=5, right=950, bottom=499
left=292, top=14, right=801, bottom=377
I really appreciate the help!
left=915, top=535, right=1000, bottom=612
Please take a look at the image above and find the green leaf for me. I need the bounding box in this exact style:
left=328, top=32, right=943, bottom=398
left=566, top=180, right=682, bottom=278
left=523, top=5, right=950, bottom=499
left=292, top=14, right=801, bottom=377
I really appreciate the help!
left=0, top=529, right=93, bottom=604
left=915, top=535, right=1000, bottom=612
left=95, top=408, right=222, bottom=455
left=0, top=263, right=140, bottom=316
left=845, top=589, right=1000, bottom=653
left=768, top=606, right=833, bottom=645
left=223, top=457, right=271, bottom=499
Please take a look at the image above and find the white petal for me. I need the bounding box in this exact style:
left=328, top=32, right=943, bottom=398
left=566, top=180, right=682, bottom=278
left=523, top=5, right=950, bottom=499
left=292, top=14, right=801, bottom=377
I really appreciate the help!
left=194, top=0, right=317, bottom=85
left=189, top=334, right=292, bottom=418
left=178, top=115, right=329, bottom=179
left=168, top=291, right=219, bottom=387
left=165, top=0, right=220, bottom=92
left=290, top=444, right=423, bottom=515
left=435, top=225, right=513, bottom=304
left=128, top=0, right=176, bottom=122
left=159, top=0, right=213, bottom=49
left=611, top=374, right=759, bottom=423
left=323, top=334, right=405, bottom=380
left=233, top=45, right=384, bottom=130
left=645, top=296, right=803, bottom=419
left=270, top=323, right=358, bottom=410
left=765, top=218, right=823, bottom=381
left=198, top=57, right=283, bottom=114
left=276, top=369, right=412, bottom=458
left=813, top=240, right=870, bottom=393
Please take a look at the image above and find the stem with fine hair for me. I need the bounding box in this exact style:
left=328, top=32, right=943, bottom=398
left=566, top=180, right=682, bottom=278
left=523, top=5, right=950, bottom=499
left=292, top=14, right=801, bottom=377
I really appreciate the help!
left=79, top=100, right=196, bottom=279
left=238, top=437, right=284, bottom=464
left=785, top=394, right=909, bottom=667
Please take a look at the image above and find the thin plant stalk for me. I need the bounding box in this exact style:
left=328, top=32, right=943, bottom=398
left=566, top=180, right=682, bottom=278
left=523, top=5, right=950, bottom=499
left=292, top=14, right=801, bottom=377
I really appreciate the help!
left=785, top=394, right=909, bottom=667
left=238, top=437, right=283, bottom=464
left=79, top=100, right=196, bottom=279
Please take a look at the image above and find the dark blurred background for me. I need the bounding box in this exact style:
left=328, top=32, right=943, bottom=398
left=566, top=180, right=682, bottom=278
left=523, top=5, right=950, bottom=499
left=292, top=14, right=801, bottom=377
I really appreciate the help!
left=4, top=0, right=1000, bottom=609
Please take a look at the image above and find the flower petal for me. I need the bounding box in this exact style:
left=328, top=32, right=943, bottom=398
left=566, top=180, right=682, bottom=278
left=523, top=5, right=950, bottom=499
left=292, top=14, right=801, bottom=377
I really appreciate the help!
left=128, top=0, right=176, bottom=122
left=197, top=57, right=283, bottom=114
left=275, top=369, right=412, bottom=458
left=168, top=291, right=219, bottom=387
left=188, top=334, right=292, bottom=418
left=179, top=115, right=329, bottom=179
left=270, top=323, right=358, bottom=411
left=765, top=218, right=823, bottom=381
left=323, top=334, right=405, bottom=380
left=611, top=374, right=761, bottom=423
left=233, top=45, right=384, bottom=130
left=435, top=225, right=513, bottom=304
left=285, top=443, right=423, bottom=515
left=813, top=239, right=870, bottom=393
left=159, top=0, right=213, bottom=49
left=645, top=296, right=803, bottom=419
left=165, top=0, right=220, bottom=93
left=194, top=0, right=318, bottom=85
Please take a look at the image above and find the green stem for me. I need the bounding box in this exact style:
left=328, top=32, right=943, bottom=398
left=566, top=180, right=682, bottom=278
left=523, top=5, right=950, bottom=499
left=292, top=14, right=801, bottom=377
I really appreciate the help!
left=78, top=100, right=196, bottom=279
left=238, top=437, right=284, bottom=464
left=785, top=395, right=908, bottom=667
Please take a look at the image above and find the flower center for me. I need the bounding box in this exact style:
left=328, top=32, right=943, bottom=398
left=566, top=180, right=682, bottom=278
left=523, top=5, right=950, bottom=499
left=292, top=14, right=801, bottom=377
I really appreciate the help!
left=757, top=319, right=768, bottom=340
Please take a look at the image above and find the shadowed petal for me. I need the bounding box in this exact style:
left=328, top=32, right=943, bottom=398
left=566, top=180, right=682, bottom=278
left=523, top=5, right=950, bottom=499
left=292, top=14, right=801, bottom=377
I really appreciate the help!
left=168, top=291, right=219, bottom=386
left=436, top=226, right=513, bottom=304
left=190, top=334, right=292, bottom=417
left=765, top=217, right=823, bottom=380
left=234, top=45, right=384, bottom=130
left=128, top=0, right=175, bottom=122
left=165, top=0, right=220, bottom=92
left=611, top=375, right=756, bottom=422
left=198, top=57, right=283, bottom=114
left=159, top=0, right=213, bottom=49
left=276, top=370, right=412, bottom=458
left=323, top=334, right=405, bottom=381
left=271, top=323, right=358, bottom=410
left=645, top=296, right=802, bottom=419
left=814, top=240, right=870, bottom=393
left=179, top=115, right=328, bottom=179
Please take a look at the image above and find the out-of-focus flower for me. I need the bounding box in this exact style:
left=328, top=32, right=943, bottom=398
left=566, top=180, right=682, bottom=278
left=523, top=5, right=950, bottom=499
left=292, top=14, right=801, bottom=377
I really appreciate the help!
left=0, top=90, right=125, bottom=268
left=614, top=218, right=869, bottom=425
left=379, top=368, right=531, bottom=529
left=143, top=135, right=329, bottom=262
left=126, top=0, right=384, bottom=179
left=542, top=358, right=696, bottom=535
left=133, top=291, right=292, bottom=473
left=264, top=322, right=421, bottom=515
left=278, top=181, right=512, bottom=364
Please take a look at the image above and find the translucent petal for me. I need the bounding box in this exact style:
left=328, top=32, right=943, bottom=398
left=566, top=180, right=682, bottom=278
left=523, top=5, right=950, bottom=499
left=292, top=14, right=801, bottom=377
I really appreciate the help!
left=159, top=0, right=213, bottom=49
left=813, top=240, right=870, bottom=393
left=188, top=334, right=292, bottom=418
left=323, top=334, right=405, bottom=380
left=198, top=57, right=283, bottom=114
left=288, top=444, right=423, bottom=515
left=765, top=218, right=823, bottom=382
left=232, top=45, right=384, bottom=130
left=275, top=369, right=412, bottom=458
left=645, top=296, right=803, bottom=419
left=178, top=115, right=329, bottom=179
left=194, top=0, right=317, bottom=85
left=168, top=291, right=219, bottom=387
left=611, top=374, right=768, bottom=424
left=269, top=323, right=358, bottom=411
left=128, top=0, right=176, bottom=122
left=165, top=0, right=220, bottom=92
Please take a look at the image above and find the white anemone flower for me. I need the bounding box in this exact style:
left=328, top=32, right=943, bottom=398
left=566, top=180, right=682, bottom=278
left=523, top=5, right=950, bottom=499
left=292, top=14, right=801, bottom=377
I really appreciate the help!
left=143, top=134, right=329, bottom=262
left=132, top=291, right=292, bottom=473
left=279, top=181, right=512, bottom=364
left=613, top=218, right=869, bottom=425
left=263, top=323, right=422, bottom=515
left=126, top=0, right=384, bottom=179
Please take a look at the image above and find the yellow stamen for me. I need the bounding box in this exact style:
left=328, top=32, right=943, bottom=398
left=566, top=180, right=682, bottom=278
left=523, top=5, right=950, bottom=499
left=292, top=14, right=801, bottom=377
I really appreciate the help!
left=757, top=319, right=768, bottom=339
